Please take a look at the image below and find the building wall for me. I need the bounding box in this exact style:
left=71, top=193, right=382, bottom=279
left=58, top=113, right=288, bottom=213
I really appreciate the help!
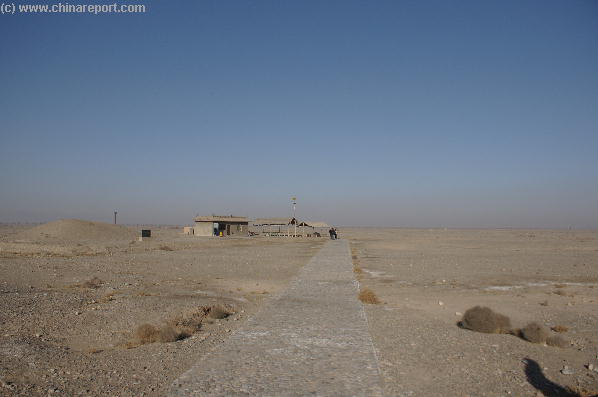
left=194, top=222, right=213, bottom=236
left=194, top=221, right=249, bottom=236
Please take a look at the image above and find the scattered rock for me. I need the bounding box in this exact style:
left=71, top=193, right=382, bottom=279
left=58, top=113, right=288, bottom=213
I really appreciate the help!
left=561, top=366, right=574, bottom=375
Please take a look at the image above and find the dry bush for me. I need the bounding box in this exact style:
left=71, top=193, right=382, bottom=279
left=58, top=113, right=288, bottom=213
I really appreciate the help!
left=546, top=335, right=569, bottom=348
left=80, top=277, right=102, bottom=289
left=359, top=288, right=380, bottom=304
left=551, top=325, right=569, bottom=333
left=133, top=323, right=182, bottom=345
left=99, top=292, right=116, bottom=303
left=135, top=324, right=160, bottom=344
left=553, top=289, right=574, bottom=297
left=87, top=348, right=103, bottom=354
left=127, top=304, right=234, bottom=348
left=458, top=306, right=512, bottom=334
left=554, top=283, right=567, bottom=288
left=169, top=309, right=206, bottom=337
left=158, top=325, right=180, bottom=343
left=353, top=265, right=363, bottom=274
left=207, top=305, right=233, bottom=319
left=520, top=322, right=550, bottom=344
left=159, top=245, right=174, bottom=251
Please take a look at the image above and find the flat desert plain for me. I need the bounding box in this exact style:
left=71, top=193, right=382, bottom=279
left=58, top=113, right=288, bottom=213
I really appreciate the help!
left=0, top=221, right=597, bottom=396
left=344, top=227, right=598, bottom=396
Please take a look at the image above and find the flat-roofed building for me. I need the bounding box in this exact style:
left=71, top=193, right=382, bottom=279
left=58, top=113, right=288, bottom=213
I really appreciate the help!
left=194, top=215, right=249, bottom=237
left=251, top=217, right=297, bottom=236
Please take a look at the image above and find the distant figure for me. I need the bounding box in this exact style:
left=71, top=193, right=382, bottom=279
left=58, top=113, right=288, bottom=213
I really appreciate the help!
left=328, top=228, right=335, bottom=240
left=332, top=228, right=338, bottom=240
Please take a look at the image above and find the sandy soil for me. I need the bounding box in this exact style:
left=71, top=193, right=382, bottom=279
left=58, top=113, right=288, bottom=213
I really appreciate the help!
left=2, top=223, right=597, bottom=396
left=0, top=222, right=325, bottom=396
left=344, top=228, right=598, bottom=396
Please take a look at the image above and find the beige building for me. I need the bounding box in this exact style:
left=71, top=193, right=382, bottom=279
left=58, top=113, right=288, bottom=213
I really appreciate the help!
left=194, top=215, right=249, bottom=237
left=252, top=217, right=297, bottom=236
left=297, top=221, right=330, bottom=237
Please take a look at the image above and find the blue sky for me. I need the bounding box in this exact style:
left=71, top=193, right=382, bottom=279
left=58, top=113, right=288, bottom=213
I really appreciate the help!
left=1, top=0, right=597, bottom=228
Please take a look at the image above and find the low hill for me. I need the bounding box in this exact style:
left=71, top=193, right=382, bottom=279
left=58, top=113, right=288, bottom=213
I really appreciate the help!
left=12, top=219, right=137, bottom=243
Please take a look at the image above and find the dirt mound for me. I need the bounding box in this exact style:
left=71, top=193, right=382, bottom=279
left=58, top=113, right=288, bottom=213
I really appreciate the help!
left=12, top=219, right=137, bottom=243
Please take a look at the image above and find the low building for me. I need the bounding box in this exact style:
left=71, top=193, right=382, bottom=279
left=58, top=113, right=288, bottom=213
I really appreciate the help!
left=297, top=221, right=330, bottom=237
left=251, top=217, right=297, bottom=236
left=194, top=215, right=249, bottom=237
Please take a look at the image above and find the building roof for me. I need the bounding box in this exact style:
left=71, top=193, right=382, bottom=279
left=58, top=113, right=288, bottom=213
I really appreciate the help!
left=194, top=215, right=249, bottom=223
left=254, top=217, right=297, bottom=225
left=298, top=221, right=330, bottom=228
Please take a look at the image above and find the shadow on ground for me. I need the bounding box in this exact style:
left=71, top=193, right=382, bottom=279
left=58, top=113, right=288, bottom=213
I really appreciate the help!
left=524, top=358, right=591, bottom=397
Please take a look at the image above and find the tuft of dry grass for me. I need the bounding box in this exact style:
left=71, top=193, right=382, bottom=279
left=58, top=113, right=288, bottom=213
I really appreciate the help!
left=520, top=322, right=550, bottom=344
left=64, top=277, right=102, bottom=289
left=86, top=348, right=103, bottom=354
left=77, top=277, right=103, bottom=289
left=207, top=305, right=233, bottom=319
left=359, top=288, right=380, bottom=304
left=159, top=245, right=174, bottom=251
left=353, top=265, right=363, bottom=274
left=126, top=304, right=235, bottom=348
left=553, top=289, right=574, bottom=297
left=458, top=306, right=512, bottom=334
left=99, top=292, right=116, bottom=303
left=551, top=324, right=569, bottom=333
left=546, top=335, right=569, bottom=348
left=133, top=323, right=182, bottom=345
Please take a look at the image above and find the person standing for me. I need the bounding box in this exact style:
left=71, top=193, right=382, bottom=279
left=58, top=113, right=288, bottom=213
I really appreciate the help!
left=332, top=228, right=338, bottom=240
left=329, top=227, right=335, bottom=240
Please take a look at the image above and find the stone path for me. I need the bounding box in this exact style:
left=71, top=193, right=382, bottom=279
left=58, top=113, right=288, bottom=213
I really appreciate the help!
left=168, top=240, right=383, bottom=397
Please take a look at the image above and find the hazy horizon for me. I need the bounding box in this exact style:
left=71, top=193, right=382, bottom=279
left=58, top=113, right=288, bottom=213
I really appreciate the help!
left=2, top=1, right=597, bottom=229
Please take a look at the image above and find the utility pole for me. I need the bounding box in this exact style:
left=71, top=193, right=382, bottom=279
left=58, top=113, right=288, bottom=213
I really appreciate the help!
left=114, top=210, right=117, bottom=225
left=292, top=197, right=297, bottom=237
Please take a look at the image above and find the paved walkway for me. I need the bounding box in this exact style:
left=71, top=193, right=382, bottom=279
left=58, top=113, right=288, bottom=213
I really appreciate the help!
left=168, top=240, right=383, bottom=397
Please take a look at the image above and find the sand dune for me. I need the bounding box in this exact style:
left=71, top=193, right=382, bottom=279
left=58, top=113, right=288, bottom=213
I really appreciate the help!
left=11, top=219, right=137, bottom=243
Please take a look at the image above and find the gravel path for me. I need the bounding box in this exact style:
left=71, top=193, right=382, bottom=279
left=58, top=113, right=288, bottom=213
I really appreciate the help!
left=168, top=240, right=383, bottom=397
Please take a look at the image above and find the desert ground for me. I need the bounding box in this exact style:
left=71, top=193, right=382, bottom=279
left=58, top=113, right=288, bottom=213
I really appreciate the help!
left=344, top=227, right=598, bottom=396
left=1, top=221, right=597, bottom=396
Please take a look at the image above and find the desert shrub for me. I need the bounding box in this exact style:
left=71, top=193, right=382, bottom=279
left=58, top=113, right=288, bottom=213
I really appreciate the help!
left=159, top=245, right=174, bottom=251
left=128, top=304, right=235, bottom=348
left=169, top=309, right=205, bottom=336
left=158, top=325, right=180, bottom=343
left=553, top=289, right=574, bottom=297
left=207, top=305, right=232, bottom=319
left=458, top=306, right=511, bottom=334
left=135, top=324, right=160, bottom=344
left=520, top=322, right=550, bottom=344
left=359, top=288, right=380, bottom=304
left=551, top=325, right=569, bottom=333
left=81, top=277, right=102, bottom=289
left=546, top=335, right=569, bottom=348
left=133, top=323, right=184, bottom=345
left=99, top=292, right=116, bottom=302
